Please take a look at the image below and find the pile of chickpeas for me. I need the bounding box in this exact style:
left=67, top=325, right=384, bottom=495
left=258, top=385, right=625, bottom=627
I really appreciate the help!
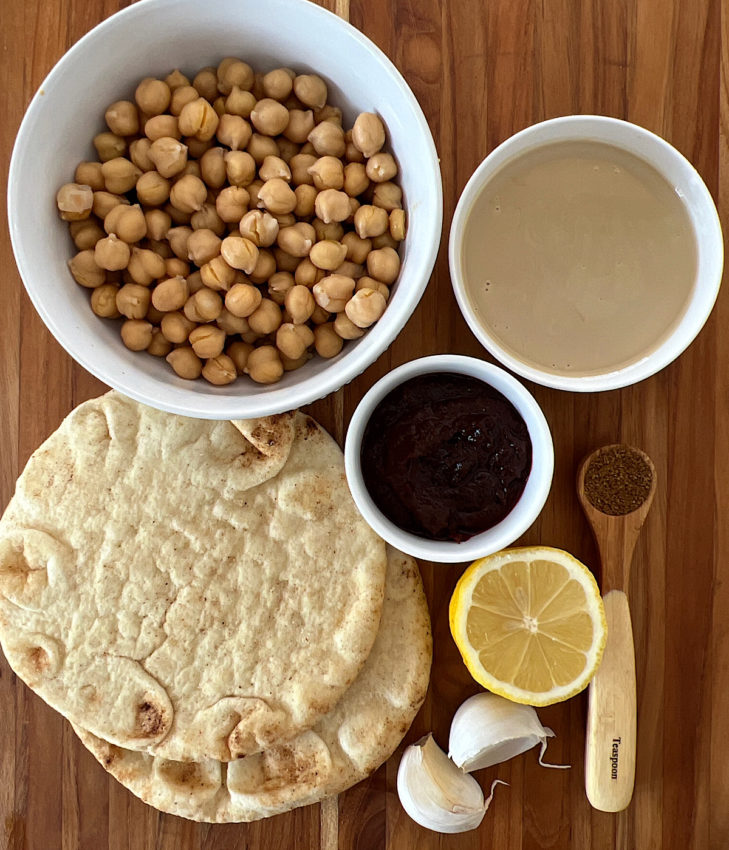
left=56, top=59, right=406, bottom=385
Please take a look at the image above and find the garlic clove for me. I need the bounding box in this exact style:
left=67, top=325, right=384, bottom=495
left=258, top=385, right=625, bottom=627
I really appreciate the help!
left=448, top=692, right=570, bottom=772
left=397, top=734, right=493, bottom=833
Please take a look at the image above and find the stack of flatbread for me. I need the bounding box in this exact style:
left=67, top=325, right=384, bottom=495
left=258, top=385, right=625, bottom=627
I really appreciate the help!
left=0, top=392, right=431, bottom=822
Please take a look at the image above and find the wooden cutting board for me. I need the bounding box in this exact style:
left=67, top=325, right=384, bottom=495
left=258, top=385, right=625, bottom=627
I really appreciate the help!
left=1, top=0, right=727, bottom=848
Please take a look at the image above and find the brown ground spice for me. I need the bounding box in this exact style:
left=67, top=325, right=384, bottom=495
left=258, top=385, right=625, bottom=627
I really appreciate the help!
left=583, top=446, right=653, bottom=516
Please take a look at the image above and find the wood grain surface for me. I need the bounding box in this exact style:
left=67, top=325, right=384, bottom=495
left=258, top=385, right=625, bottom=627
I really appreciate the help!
left=1, top=0, right=727, bottom=848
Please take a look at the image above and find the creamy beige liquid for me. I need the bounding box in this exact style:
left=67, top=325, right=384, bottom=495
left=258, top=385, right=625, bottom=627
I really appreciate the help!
left=462, top=140, right=698, bottom=375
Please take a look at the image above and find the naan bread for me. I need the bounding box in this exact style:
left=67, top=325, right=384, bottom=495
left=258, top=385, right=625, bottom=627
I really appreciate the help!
left=73, top=547, right=431, bottom=822
left=0, top=393, right=387, bottom=761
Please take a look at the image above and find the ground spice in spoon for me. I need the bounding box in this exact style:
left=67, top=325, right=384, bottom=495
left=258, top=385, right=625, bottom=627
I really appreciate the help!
left=583, top=446, right=653, bottom=516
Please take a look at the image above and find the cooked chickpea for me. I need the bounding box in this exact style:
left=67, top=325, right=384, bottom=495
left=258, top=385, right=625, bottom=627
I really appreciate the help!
left=246, top=133, right=280, bottom=165
left=70, top=218, right=105, bottom=250
left=366, top=246, right=400, bottom=284
left=290, top=153, right=318, bottom=186
left=56, top=183, right=93, bottom=221
left=146, top=303, right=167, bottom=324
left=276, top=137, right=299, bottom=165
left=217, top=58, right=254, bottom=94
left=145, top=114, right=180, bottom=142
left=342, top=162, right=369, bottom=197
left=273, top=212, right=297, bottom=228
left=276, top=322, right=314, bottom=360
left=347, top=196, right=360, bottom=222
left=196, top=147, right=225, bottom=189
left=90, top=283, right=121, bottom=318
left=104, top=100, right=139, bottom=136
left=93, top=131, right=126, bottom=162
left=135, top=78, right=171, bottom=115
left=309, top=239, right=347, bottom=271
left=185, top=136, right=214, bottom=159
left=95, top=233, right=130, bottom=271
left=340, top=231, right=371, bottom=265
left=165, top=69, right=190, bottom=90
left=191, top=203, right=225, bottom=236
left=167, top=346, right=202, bottom=379
left=188, top=325, right=226, bottom=359
left=116, top=283, right=150, bottom=319
left=227, top=341, right=254, bottom=373
left=128, top=138, right=155, bottom=172
left=310, top=304, right=331, bottom=325
left=257, top=178, right=297, bottom=215
left=170, top=85, right=199, bottom=116
left=313, top=323, right=343, bottom=358
left=262, top=68, right=294, bottom=101
left=148, top=238, right=174, bottom=259
left=293, top=184, right=317, bottom=218
left=169, top=174, right=207, bottom=213
left=314, top=104, right=343, bottom=125
left=284, top=109, right=315, bottom=144
left=216, top=186, right=250, bottom=222
left=307, top=122, right=345, bottom=158
left=199, top=354, right=236, bottom=385
left=365, top=152, right=398, bottom=183
left=257, top=155, right=289, bottom=182
left=314, top=189, right=350, bottom=224
left=220, top=235, right=259, bottom=273
left=244, top=345, right=283, bottom=383
left=294, top=257, right=324, bottom=287
left=166, top=257, right=189, bottom=278
left=389, top=208, right=407, bottom=241
left=226, top=85, right=256, bottom=117
left=145, top=208, right=171, bottom=241
left=354, top=204, right=389, bottom=238
left=248, top=249, right=275, bottom=284
left=372, top=231, right=399, bottom=250
left=225, top=283, right=262, bottom=318
left=178, top=97, right=219, bottom=141
left=167, top=226, right=192, bottom=260
left=344, top=287, right=387, bottom=328
left=151, top=275, right=189, bottom=312
left=276, top=222, right=315, bottom=257
left=147, top=328, right=173, bottom=357
left=187, top=228, right=221, bottom=266
left=188, top=287, right=223, bottom=322
left=106, top=204, right=147, bottom=243
left=334, top=260, right=364, bottom=280
left=344, top=130, right=364, bottom=163
left=268, top=270, right=295, bottom=304
left=352, top=112, right=386, bottom=158
left=250, top=98, right=290, bottom=136
left=160, top=311, right=194, bottom=343
left=189, top=65, right=215, bottom=98
left=127, top=246, right=166, bottom=285
left=92, top=191, right=128, bottom=219
left=312, top=218, right=344, bottom=242
left=333, top=311, right=365, bottom=339
left=74, top=161, right=105, bottom=190
left=293, top=74, right=328, bottom=109
left=120, top=319, right=153, bottom=351
left=372, top=181, right=403, bottom=210
left=284, top=284, right=316, bottom=324
left=239, top=209, right=279, bottom=247
left=307, top=156, right=344, bottom=191
left=312, top=274, right=355, bottom=312
left=148, top=137, right=188, bottom=178
left=215, top=114, right=252, bottom=151
left=184, top=299, right=204, bottom=325
left=224, top=150, right=256, bottom=187
left=136, top=171, right=171, bottom=207
left=272, top=248, right=298, bottom=274
left=200, top=255, right=236, bottom=291
left=101, top=158, right=142, bottom=194
left=248, top=298, right=282, bottom=334
left=356, top=276, right=390, bottom=299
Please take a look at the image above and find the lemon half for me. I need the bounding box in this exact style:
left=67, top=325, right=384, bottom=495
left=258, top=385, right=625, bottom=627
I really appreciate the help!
left=449, top=547, right=607, bottom=706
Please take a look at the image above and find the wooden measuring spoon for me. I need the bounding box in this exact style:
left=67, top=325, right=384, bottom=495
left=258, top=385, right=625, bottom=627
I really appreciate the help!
left=576, top=445, right=656, bottom=812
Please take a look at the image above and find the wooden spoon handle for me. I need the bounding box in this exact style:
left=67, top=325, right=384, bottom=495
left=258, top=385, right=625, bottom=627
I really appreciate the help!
left=585, top=590, right=637, bottom=811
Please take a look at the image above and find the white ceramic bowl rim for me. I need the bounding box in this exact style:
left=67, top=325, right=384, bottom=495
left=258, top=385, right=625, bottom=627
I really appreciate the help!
left=8, top=0, right=443, bottom=419
left=449, top=115, right=724, bottom=392
left=344, top=354, right=554, bottom=563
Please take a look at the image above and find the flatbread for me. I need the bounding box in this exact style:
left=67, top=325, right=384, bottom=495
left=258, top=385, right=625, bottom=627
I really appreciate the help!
left=0, top=393, right=387, bottom=761
left=73, top=546, right=431, bottom=822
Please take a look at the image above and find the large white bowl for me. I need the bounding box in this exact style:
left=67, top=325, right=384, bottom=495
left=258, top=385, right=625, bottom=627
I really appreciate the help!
left=8, top=0, right=442, bottom=419
left=449, top=116, right=723, bottom=392
left=344, top=355, right=554, bottom=564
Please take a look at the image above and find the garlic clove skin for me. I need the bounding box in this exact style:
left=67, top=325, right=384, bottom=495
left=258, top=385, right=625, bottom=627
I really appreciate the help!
left=448, top=692, right=569, bottom=772
left=397, top=734, right=488, bottom=833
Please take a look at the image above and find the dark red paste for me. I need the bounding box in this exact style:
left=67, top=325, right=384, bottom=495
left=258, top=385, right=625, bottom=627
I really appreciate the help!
left=360, top=373, right=532, bottom=542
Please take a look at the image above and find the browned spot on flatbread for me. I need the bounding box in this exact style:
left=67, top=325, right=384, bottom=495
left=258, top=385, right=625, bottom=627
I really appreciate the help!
left=137, top=700, right=168, bottom=737
left=28, top=646, right=50, bottom=674
left=262, top=744, right=322, bottom=792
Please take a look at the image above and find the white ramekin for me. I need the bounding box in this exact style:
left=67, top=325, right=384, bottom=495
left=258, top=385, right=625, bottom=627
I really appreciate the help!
left=344, top=355, right=554, bottom=564
left=8, top=0, right=442, bottom=419
left=449, top=116, right=723, bottom=392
